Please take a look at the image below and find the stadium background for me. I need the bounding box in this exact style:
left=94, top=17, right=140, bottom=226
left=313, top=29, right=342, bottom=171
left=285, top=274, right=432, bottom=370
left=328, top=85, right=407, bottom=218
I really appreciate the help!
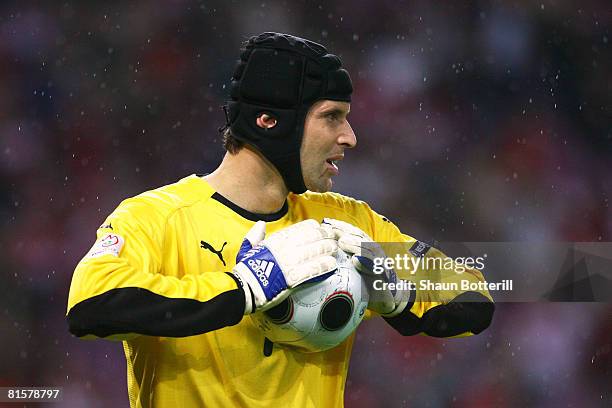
left=1, top=1, right=610, bottom=406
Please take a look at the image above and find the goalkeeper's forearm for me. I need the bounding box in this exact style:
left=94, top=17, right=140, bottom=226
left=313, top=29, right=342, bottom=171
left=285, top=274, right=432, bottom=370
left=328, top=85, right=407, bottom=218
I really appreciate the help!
left=67, top=269, right=247, bottom=340
left=383, top=291, right=495, bottom=337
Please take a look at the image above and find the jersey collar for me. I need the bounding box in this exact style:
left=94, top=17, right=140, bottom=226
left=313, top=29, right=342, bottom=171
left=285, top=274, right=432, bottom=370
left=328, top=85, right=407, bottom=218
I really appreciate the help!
left=190, top=174, right=289, bottom=222
left=210, top=192, right=288, bottom=222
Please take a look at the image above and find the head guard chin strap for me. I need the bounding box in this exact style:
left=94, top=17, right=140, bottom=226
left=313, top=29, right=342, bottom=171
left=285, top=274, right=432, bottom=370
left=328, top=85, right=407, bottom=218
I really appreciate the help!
left=222, top=32, right=353, bottom=194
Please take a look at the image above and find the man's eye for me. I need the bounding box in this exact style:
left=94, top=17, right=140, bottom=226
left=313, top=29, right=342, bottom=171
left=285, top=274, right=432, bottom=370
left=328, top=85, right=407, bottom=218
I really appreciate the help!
left=326, top=113, right=339, bottom=122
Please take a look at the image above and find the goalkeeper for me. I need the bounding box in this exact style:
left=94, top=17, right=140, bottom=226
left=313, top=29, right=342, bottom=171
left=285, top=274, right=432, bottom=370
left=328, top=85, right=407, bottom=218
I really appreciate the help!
left=67, top=32, right=494, bottom=408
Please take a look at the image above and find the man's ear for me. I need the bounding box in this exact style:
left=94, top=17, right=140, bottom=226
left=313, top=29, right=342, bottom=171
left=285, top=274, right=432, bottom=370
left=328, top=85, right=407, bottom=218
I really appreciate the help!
left=256, top=113, right=278, bottom=129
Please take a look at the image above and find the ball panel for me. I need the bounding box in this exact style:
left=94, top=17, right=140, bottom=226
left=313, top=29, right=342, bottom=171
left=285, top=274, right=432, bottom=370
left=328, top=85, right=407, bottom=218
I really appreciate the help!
left=264, top=298, right=294, bottom=324
left=319, top=293, right=354, bottom=331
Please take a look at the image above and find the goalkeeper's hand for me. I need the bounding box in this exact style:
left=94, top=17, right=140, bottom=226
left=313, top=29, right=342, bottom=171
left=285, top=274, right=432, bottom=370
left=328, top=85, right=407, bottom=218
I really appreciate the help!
left=322, top=218, right=411, bottom=317
left=232, top=219, right=338, bottom=314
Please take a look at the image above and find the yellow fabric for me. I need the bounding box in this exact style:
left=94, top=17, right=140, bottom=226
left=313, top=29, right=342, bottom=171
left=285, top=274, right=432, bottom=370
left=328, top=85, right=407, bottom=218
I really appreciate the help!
left=67, top=174, right=490, bottom=407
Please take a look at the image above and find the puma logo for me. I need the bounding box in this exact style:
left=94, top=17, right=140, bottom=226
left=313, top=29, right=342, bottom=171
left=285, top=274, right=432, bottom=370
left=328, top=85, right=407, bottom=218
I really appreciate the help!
left=200, top=241, right=228, bottom=266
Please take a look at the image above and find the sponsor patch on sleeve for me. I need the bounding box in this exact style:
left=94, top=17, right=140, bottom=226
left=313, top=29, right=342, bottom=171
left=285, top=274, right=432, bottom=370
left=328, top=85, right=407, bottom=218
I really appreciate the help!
left=409, top=240, right=431, bottom=257
left=86, top=234, right=125, bottom=259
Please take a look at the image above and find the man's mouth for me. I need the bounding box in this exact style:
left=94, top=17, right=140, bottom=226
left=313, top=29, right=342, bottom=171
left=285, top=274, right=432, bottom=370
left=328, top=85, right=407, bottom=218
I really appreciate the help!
left=325, top=155, right=343, bottom=174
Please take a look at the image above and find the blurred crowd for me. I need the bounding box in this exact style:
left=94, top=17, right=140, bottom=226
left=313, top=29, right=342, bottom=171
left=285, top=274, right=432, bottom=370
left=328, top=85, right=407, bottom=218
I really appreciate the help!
left=0, top=1, right=610, bottom=406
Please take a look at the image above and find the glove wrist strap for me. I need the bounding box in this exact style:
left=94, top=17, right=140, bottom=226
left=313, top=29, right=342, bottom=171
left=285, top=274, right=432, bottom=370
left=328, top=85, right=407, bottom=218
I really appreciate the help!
left=231, top=268, right=257, bottom=314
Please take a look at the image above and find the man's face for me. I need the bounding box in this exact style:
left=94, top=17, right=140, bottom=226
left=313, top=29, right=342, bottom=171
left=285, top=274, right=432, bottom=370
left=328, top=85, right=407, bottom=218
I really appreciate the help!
left=300, top=100, right=356, bottom=192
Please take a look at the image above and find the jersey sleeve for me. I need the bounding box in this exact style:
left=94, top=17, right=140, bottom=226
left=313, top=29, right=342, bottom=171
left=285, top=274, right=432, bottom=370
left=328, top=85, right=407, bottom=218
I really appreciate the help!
left=363, top=204, right=495, bottom=338
left=66, top=198, right=245, bottom=341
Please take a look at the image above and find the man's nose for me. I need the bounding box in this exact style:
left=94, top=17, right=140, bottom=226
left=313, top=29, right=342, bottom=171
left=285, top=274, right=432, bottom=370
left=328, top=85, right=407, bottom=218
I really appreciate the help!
left=338, top=121, right=357, bottom=148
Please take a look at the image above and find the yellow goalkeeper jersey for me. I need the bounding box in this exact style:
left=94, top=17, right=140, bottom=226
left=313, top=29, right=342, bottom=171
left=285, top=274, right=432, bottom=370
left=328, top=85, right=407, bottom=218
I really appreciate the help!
left=67, top=174, right=493, bottom=408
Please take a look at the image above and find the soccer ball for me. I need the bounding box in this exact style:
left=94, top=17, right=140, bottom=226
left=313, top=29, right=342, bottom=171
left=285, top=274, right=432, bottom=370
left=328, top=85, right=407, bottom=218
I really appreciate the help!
left=251, top=248, right=369, bottom=353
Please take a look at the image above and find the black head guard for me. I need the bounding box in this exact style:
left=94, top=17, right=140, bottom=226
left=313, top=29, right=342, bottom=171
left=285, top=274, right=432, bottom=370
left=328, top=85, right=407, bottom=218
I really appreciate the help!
left=223, top=32, right=353, bottom=193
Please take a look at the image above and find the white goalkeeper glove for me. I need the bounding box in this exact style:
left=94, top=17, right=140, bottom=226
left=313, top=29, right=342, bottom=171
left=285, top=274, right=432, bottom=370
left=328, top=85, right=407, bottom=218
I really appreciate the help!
left=322, top=218, right=410, bottom=317
left=233, top=219, right=338, bottom=314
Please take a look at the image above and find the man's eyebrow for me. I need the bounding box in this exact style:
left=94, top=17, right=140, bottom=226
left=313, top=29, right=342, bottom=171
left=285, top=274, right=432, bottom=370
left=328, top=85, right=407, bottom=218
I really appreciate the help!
left=317, top=107, right=350, bottom=117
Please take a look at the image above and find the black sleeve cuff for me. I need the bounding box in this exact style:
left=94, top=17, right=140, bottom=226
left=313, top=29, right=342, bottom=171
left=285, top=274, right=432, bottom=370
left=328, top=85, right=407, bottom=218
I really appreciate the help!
left=67, top=284, right=246, bottom=338
left=384, top=291, right=495, bottom=337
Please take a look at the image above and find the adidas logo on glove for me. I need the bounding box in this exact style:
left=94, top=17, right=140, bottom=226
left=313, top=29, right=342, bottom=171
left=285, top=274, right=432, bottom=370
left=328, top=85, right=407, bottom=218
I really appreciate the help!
left=248, top=259, right=275, bottom=287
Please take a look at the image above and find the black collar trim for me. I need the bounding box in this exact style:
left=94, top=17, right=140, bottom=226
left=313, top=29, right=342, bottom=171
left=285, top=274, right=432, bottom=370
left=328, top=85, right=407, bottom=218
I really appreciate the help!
left=211, top=192, right=288, bottom=222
